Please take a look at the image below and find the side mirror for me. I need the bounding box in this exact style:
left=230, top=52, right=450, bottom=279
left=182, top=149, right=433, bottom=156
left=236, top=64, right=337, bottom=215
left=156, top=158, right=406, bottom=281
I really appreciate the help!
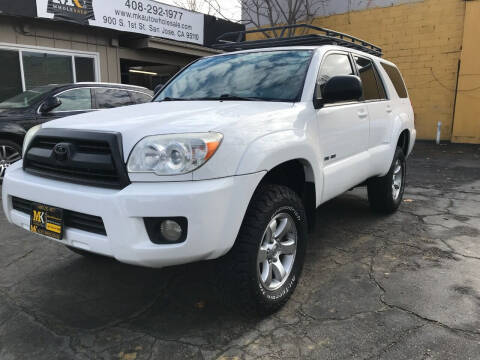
left=314, top=75, right=363, bottom=108
left=40, top=97, right=62, bottom=114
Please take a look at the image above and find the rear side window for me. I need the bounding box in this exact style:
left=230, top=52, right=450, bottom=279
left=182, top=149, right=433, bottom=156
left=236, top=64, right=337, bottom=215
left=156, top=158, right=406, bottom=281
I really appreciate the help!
left=354, top=57, right=386, bottom=101
left=95, top=88, right=134, bottom=109
left=317, top=53, right=354, bottom=98
left=129, top=91, right=152, bottom=104
left=381, top=63, right=408, bottom=98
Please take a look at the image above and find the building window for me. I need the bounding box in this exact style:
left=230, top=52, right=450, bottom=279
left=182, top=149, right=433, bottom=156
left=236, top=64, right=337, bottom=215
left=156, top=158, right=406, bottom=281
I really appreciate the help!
left=0, top=49, right=23, bottom=102
left=75, top=57, right=96, bottom=82
left=23, top=52, right=74, bottom=90
left=0, top=45, right=99, bottom=100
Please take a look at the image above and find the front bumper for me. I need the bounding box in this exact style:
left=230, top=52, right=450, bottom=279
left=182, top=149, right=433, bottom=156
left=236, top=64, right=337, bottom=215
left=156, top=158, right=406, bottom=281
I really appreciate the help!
left=2, top=161, right=264, bottom=268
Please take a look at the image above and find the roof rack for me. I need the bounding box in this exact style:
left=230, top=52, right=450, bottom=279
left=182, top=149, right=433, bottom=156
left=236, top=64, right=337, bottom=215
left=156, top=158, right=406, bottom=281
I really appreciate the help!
left=213, top=24, right=382, bottom=57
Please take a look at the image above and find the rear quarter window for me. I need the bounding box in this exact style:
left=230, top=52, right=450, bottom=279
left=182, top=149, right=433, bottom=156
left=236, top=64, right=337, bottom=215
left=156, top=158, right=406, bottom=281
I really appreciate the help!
left=95, top=88, right=134, bottom=109
left=129, top=91, right=152, bottom=104
left=381, top=63, right=408, bottom=98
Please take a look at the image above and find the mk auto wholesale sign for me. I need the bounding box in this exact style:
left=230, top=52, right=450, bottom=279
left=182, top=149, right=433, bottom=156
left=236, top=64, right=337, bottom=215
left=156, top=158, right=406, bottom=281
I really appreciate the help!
left=36, top=0, right=205, bottom=45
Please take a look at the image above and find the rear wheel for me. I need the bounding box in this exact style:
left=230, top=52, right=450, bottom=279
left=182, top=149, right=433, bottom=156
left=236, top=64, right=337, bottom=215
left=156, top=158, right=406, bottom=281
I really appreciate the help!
left=367, top=147, right=406, bottom=213
left=220, top=185, right=307, bottom=315
left=0, top=139, right=22, bottom=183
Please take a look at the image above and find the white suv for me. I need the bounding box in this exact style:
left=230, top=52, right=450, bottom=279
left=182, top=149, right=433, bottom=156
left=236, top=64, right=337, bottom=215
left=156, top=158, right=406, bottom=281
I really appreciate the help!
left=2, top=28, right=415, bottom=314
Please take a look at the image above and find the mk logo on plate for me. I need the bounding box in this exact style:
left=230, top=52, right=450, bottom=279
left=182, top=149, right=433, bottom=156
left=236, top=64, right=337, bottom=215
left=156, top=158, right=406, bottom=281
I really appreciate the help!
left=32, top=210, right=45, bottom=224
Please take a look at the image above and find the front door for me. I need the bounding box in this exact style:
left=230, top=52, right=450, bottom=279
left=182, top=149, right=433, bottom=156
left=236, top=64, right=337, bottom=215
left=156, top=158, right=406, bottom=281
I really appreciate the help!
left=314, top=52, right=370, bottom=202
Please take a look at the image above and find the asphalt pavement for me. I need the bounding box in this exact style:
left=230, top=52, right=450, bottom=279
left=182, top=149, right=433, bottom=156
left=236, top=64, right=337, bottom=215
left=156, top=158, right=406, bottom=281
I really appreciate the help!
left=1, top=141, right=480, bottom=359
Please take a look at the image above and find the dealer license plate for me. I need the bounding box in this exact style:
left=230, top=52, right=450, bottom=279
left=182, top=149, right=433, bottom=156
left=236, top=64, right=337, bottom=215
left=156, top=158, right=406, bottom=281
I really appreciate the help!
left=30, top=203, right=64, bottom=240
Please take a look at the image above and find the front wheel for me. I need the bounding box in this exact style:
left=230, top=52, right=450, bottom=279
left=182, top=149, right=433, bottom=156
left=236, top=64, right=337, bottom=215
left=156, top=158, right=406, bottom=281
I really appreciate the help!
left=220, top=185, right=307, bottom=315
left=367, top=147, right=406, bottom=214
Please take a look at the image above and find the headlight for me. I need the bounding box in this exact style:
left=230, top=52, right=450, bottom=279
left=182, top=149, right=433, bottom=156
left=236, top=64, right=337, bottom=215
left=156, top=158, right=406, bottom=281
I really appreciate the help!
left=127, top=132, right=223, bottom=175
left=22, top=125, right=42, bottom=157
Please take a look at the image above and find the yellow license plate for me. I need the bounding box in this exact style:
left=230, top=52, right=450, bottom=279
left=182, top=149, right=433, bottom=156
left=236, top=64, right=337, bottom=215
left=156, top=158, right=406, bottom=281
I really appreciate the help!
left=30, top=203, right=64, bottom=240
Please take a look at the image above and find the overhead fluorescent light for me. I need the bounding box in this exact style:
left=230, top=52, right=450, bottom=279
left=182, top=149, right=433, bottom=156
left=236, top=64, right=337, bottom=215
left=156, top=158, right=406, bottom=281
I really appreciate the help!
left=129, top=69, right=158, bottom=76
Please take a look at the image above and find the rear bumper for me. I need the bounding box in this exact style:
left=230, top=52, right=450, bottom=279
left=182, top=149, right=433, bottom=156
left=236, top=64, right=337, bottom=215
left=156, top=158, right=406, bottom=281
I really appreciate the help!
left=2, top=161, right=264, bottom=268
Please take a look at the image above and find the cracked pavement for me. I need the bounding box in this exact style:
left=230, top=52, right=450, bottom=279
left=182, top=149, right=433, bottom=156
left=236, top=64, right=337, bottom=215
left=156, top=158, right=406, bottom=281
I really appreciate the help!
left=1, top=142, right=480, bottom=359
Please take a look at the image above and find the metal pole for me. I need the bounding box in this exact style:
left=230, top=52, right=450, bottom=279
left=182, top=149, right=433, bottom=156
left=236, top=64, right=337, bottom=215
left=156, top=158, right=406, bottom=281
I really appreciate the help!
left=436, top=121, right=442, bottom=145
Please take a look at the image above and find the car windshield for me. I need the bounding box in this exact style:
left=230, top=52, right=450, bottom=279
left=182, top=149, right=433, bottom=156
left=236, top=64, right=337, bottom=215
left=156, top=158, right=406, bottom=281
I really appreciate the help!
left=0, top=85, right=57, bottom=109
left=156, top=50, right=313, bottom=102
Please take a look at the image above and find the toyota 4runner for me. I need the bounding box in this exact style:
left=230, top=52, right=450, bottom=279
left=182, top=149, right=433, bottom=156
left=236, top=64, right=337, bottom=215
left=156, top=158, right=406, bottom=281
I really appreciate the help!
left=2, top=26, right=416, bottom=314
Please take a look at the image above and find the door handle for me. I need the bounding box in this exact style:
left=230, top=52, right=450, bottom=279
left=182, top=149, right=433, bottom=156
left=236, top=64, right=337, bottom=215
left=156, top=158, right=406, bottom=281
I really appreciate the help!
left=386, top=105, right=393, bottom=113
left=357, top=109, right=368, bottom=118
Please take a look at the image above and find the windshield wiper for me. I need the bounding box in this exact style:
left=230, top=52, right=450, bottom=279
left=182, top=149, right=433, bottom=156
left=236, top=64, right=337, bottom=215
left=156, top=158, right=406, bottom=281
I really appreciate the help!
left=195, top=94, right=266, bottom=101
left=160, top=95, right=273, bottom=102
left=160, top=97, right=190, bottom=102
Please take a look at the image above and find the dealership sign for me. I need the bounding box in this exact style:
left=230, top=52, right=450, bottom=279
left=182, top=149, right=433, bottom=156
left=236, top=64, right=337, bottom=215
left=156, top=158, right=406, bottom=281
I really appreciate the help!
left=36, top=0, right=205, bottom=45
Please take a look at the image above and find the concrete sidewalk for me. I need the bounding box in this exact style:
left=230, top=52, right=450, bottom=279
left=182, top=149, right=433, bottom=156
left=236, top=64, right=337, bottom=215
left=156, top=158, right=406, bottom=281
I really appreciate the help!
left=0, top=141, right=479, bottom=359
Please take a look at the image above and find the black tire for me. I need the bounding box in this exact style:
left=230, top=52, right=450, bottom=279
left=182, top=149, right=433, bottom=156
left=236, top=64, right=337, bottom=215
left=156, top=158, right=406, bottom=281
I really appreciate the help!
left=66, top=246, right=107, bottom=259
left=0, top=139, right=22, bottom=184
left=367, top=147, right=406, bottom=214
left=220, top=184, right=308, bottom=316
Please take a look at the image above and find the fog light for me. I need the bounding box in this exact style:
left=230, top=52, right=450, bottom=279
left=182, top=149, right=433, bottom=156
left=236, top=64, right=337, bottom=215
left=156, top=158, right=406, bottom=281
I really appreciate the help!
left=161, top=220, right=182, bottom=242
left=144, top=217, right=188, bottom=244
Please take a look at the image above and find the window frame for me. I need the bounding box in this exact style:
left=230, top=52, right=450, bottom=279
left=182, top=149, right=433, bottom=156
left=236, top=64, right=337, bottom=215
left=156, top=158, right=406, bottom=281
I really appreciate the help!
left=352, top=55, right=388, bottom=103
left=380, top=62, right=409, bottom=99
left=155, top=49, right=315, bottom=103
left=0, top=42, right=100, bottom=92
left=93, top=87, right=137, bottom=109
left=314, top=50, right=361, bottom=108
left=128, top=90, right=153, bottom=104
left=50, top=87, right=94, bottom=114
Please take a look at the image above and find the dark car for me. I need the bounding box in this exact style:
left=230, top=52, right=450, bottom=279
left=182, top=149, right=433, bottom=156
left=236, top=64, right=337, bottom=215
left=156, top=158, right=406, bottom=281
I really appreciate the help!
left=0, top=83, right=153, bottom=181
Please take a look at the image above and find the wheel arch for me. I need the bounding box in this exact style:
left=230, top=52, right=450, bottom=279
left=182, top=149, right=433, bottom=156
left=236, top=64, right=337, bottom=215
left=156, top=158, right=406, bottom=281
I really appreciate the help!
left=0, top=123, right=26, bottom=147
left=397, top=129, right=410, bottom=157
left=254, top=159, right=317, bottom=232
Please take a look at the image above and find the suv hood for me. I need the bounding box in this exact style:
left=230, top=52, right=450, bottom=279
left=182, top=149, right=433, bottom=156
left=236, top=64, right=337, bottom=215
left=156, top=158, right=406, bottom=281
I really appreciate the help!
left=42, top=101, right=297, bottom=156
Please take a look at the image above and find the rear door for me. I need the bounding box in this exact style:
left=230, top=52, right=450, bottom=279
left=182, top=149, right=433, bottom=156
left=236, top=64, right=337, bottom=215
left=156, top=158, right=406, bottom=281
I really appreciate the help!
left=353, top=56, right=393, bottom=172
left=315, top=52, right=371, bottom=202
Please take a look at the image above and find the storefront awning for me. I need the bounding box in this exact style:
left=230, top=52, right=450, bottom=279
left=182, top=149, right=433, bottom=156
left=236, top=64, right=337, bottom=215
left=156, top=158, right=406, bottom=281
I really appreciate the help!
left=124, top=37, right=223, bottom=58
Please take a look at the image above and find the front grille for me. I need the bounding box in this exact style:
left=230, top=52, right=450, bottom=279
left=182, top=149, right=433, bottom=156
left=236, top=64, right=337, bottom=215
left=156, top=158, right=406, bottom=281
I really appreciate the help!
left=23, top=129, right=130, bottom=189
left=12, top=197, right=107, bottom=236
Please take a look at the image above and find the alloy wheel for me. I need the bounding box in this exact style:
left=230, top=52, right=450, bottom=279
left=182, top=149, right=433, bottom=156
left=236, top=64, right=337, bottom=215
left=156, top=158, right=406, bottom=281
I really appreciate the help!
left=0, top=145, right=21, bottom=180
left=392, top=159, right=403, bottom=200
left=257, top=213, right=298, bottom=291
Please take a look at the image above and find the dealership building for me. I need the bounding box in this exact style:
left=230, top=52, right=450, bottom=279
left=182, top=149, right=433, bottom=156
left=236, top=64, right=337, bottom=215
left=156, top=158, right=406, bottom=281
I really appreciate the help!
left=0, top=0, right=243, bottom=102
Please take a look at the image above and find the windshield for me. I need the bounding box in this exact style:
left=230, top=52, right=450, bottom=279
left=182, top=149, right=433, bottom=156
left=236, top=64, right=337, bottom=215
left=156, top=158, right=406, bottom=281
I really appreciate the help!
left=156, top=50, right=313, bottom=102
left=0, top=85, right=57, bottom=109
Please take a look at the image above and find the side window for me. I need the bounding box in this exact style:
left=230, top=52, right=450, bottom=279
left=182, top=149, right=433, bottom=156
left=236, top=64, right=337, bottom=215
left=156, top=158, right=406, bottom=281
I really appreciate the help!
left=53, top=88, right=93, bottom=112
left=354, top=57, right=385, bottom=101
left=317, top=53, right=354, bottom=99
left=129, top=91, right=152, bottom=104
left=95, top=88, right=134, bottom=109
left=381, top=63, right=408, bottom=98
